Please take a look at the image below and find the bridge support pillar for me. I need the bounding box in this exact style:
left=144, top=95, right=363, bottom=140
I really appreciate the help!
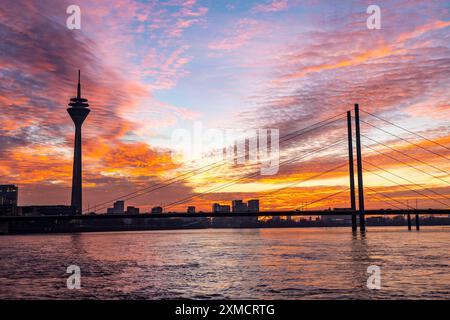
left=407, top=214, right=411, bottom=230
left=415, top=214, right=420, bottom=230
left=347, top=111, right=357, bottom=232
left=354, top=104, right=366, bottom=232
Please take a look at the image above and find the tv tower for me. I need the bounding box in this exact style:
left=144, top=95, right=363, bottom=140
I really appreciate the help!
left=67, top=70, right=90, bottom=215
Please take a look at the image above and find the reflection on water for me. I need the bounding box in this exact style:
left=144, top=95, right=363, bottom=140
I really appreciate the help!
left=0, top=227, right=449, bottom=299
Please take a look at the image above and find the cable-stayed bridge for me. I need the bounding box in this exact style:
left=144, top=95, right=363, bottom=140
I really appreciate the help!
left=1, top=104, right=449, bottom=233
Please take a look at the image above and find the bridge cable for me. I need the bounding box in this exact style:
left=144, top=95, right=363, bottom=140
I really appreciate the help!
left=360, top=134, right=450, bottom=176
left=164, top=140, right=347, bottom=210
left=363, top=159, right=449, bottom=201
left=359, top=118, right=450, bottom=162
left=366, top=193, right=405, bottom=210
left=362, top=162, right=449, bottom=208
left=194, top=163, right=348, bottom=211
left=87, top=113, right=346, bottom=213
left=361, top=140, right=450, bottom=186
left=296, top=187, right=350, bottom=211
left=360, top=109, right=450, bottom=152
left=258, top=163, right=347, bottom=199
left=91, top=117, right=346, bottom=213
left=365, top=186, right=416, bottom=210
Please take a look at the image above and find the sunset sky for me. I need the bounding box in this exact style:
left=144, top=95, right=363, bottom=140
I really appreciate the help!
left=0, top=0, right=449, bottom=212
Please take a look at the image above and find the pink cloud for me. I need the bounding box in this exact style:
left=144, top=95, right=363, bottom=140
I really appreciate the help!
left=208, top=19, right=262, bottom=51
left=253, top=0, right=289, bottom=13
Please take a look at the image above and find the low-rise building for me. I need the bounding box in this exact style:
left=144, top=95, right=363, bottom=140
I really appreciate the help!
left=126, top=206, right=140, bottom=215
left=151, top=206, right=163, bottom=214
left=19, top=205, right=75, bottom=216
left=212, top=203, right=231, bottom=213
left=187, top=206, right=196, bottom=214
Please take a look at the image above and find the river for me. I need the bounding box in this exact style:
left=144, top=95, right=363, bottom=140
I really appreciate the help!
left=0, top=226, right=449, bottom=299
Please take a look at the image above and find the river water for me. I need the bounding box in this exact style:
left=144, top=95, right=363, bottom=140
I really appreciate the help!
left=0, top=226, right=449, bottom=299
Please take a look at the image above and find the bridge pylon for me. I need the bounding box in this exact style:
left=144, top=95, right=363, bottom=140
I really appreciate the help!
left=347, top=111, right=357, bottom=232
left=354, top=104, right=366, bottom=232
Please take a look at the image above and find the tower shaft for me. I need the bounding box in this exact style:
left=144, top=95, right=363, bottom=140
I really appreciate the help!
left=71, top=125, right=83, bottom=214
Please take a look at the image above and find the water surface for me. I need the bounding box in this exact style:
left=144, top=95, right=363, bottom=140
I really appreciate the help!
left=0, top=227, right=449, bottom=299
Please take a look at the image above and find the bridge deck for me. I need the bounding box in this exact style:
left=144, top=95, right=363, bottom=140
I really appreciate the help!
left=1, top=209, right=449, bottom=222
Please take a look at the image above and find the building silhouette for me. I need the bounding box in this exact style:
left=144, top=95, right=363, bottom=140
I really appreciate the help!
left=19, top=205, right=74, bottom=216
left=107, top=200, right=125, bottom=215
left=114, top=200, right=124, bottom=214
left=187, top=206, right=196, bottom=214
left=248, top=199, right=260, bottom=213
left=232, top=200, right=248, bottom=213
left=212, top=203, right=231, bottom=213
left=126, top=206, right=140, bottom=215
left=0, top=185, right=18, bottom=216
left=151, top=206, right=163, bottom=214
left=67, top=70, right=90, bottom=215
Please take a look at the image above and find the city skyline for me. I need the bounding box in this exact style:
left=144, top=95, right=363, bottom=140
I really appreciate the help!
left=1, top=0, right=450, bottom=305
left=1, top=0, right=449, bottom=213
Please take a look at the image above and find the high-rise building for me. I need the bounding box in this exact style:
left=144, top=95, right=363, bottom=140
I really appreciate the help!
left=212, top=203, right=231, bottom=213
left=113, top=201, right=124, bottom=214
left=248, top=199, right=260, bottom=213
left=0, top=185, right=18, bottom=216
left=106, top=200, right=125, bottom=214
left=67, top=70, right=90, bottom=215
left=232, top=200, right=248, bottom=213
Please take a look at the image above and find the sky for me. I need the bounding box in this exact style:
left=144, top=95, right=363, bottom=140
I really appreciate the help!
left=0, top=0, right=449, bottom=212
